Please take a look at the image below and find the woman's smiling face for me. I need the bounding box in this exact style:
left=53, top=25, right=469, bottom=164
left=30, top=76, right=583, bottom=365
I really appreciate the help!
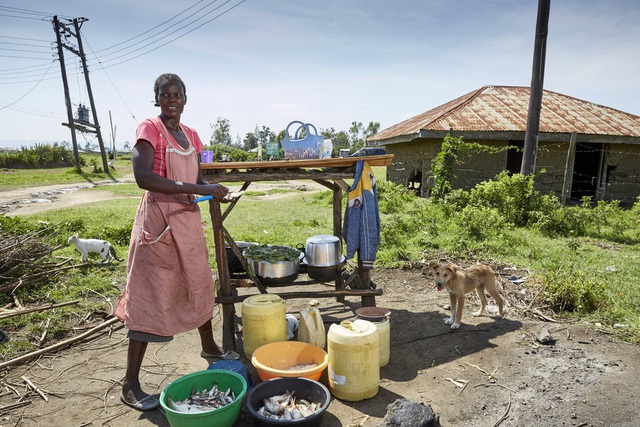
left=156, top=81, right=186, bottom=118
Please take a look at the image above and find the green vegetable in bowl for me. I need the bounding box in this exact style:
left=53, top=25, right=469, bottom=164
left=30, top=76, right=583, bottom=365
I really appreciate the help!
left=244, top=244, right=301, bottom=264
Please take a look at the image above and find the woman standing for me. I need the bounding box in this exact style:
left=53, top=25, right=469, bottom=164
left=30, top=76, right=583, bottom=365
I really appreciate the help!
left=114, top=73, right=236, bottom=411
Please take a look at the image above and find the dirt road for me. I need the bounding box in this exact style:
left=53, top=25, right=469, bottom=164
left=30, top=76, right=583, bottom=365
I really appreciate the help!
left=0, top=178, right=323, bottom=217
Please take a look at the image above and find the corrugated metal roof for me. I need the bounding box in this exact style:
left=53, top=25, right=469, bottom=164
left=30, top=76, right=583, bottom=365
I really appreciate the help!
left=370, top=86, right=640, bottom=141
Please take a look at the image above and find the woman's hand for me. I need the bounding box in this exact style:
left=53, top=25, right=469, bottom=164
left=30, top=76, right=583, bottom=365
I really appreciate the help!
left=199, top=183, right=229, bottom=201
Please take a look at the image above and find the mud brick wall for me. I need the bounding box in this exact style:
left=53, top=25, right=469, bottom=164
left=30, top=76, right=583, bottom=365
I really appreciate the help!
left=385, top=137, right=640, bottom=203
left=602, top=143, right=640, bottom=203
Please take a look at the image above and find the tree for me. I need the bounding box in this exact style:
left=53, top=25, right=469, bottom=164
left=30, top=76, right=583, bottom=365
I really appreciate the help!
left=364, top=121, right=380, bottom=141
left=349, top=121, right=364, bottom=147
left=210, top=117, right=232, bottom=146
left=256, top=126, right=275, bottom=145
left=431, top=135, right=465, bottom=200
left=347, top=121, right=380, bottom=149
left=243, top=132, right=258, bottom=151
left=321, top=127, right=350, bottom=153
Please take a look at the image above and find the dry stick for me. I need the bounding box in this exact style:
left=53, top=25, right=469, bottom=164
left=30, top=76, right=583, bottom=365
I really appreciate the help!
left=475, top=382, right=517, bottom=393
left=3, top=382, right=20, bottom=396
left=1, top=262, right=92, bottom=294
left=395, top=328, right=490, bottom=346
left=457, top=380, right=469, bottom=396
left=21, top=376, right=48, bottom=402
left=491, top=392, right=512, bottom=427
left=0, top=400, right=32, bottom=413
left=12, top=293, right=23, bottom=309
left=466, top=362, right=499, bottom=380
left=37, top=318, right=51, bottom=347
left=0, top=317, right=120, bottom=369
left=0, top=300, right=80, bottom=320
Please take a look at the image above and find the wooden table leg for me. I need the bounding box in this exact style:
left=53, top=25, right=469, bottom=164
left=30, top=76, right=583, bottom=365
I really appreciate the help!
left=208, top=200, right=236, bottom=351
left=357, top=256, right=376, bottom=308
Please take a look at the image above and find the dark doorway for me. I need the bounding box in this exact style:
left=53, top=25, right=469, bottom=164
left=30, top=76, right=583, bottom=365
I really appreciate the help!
left=571, top=142, right=602, bottom=200
left=506, top=140, right=524, bottom=173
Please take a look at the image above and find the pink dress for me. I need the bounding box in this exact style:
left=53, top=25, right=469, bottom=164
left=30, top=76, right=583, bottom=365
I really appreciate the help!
left=114, top=117, right=215, bottom=336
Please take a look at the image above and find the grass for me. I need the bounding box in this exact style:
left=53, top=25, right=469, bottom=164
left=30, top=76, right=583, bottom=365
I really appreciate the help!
left=0, top=154, right=133, bottom=191
left=3, top=163, right=640, bottom=361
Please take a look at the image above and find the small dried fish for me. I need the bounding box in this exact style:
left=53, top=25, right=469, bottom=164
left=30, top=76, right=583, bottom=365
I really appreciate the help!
left=257, top=390, right=321, bottom=420
left=167, top=382, right=236, bottom=413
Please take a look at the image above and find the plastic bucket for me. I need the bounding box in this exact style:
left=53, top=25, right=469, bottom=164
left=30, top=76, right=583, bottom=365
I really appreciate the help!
left=356, top=307, right=391, bottom=367
left=327, top=319, right=379, bottom=401
left=160, top=369, right=247, bottom=427
left=241, top=294, right=287, bottom=359
left=200, top=150, right=214, bottom=163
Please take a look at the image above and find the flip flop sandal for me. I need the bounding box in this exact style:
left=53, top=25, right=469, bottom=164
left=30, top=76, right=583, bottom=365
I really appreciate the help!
left=120, top=392, right=160, bottom=411
left=200, top=349, right=240, bottom=360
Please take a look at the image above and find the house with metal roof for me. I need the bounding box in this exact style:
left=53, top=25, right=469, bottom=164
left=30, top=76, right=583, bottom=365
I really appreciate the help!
left=369, top=86, right=640, bottom=204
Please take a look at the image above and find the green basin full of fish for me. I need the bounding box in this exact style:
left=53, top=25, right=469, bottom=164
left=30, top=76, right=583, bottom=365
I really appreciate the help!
left=160, top=369, right=247, bottom=427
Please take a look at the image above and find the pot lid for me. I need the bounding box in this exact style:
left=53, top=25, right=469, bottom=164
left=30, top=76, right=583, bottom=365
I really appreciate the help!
left=355, top=307, right=391, bottom=321
left=306, top=234, right=339, bottom=244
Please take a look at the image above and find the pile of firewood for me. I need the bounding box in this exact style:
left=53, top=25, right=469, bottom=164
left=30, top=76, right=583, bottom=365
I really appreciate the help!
left=0, top=228, right=67, bottom=295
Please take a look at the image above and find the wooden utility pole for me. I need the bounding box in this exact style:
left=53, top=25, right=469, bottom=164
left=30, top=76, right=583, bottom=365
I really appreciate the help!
left=561, top=132, right=577, bottom=205
left=53, top=16, right=80, bottom=172
left=53, top=16, right=109, bottom=173
left=109, top=110, right=117, bottom=158
left=521, top=0, right=551, bottom=175
left=73, top=18, right=109, bottom=173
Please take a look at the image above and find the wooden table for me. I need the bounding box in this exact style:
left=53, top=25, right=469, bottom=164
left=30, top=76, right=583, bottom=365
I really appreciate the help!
left=200, top=154, right=393, bottom=351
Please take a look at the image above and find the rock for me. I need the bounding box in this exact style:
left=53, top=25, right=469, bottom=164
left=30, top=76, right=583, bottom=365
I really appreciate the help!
left=536, top=328, right=556, bottom=345
left=377, top=398, right=440, bottom=427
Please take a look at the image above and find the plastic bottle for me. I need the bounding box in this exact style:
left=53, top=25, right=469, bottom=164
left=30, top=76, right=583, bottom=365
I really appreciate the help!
left=321, top=138, right=333, bottom=159
left=298, top=299, right=326, bottom=349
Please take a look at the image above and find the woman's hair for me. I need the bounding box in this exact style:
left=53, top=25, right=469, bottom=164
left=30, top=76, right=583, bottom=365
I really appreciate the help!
left=153, top=73, right=186, bottom=98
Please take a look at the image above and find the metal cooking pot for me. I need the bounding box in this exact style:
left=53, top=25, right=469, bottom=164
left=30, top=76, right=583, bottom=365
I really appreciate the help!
left=244, top=245, right=300, bottom=286
left=306, top=256, right=346, bottom=282
left=304, top=235, right=343, bottom=267
left=225, top=241, right=257, bottom=272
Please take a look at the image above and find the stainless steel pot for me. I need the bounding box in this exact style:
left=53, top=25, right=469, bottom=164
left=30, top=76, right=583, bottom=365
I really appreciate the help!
left=244, top=245, right=300, bottom=286
left=306, top=256, right=346, bottom=281
left=304, top=235, right=342, bottom=267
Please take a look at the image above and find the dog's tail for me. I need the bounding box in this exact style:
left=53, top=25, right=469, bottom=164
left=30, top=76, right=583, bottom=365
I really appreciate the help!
left=110, top=246, right=123, bottom=262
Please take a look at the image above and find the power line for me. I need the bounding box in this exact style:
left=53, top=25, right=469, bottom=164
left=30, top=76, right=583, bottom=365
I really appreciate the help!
left=0, top=34, right=51, bottom=43
left=80, top=34, right=138, bottom=125
left=87, top=0, right=237, bottom=64
left=88, top=0, right=246, bottom=69
left=0, top=60, right=55, bottom=111
left=92, top=0, right=208, bottom=55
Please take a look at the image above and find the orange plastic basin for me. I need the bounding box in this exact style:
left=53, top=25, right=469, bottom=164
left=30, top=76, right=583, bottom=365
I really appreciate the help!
left=251, top=341, right=328, bottom=381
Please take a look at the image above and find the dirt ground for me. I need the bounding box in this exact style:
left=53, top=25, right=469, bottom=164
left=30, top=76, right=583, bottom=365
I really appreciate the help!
left=2, top=182, right=640, bottom=427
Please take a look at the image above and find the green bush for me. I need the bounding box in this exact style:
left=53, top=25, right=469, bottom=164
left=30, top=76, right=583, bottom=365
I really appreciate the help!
left=0, top=143, right=80, bottom=169
left=206, top=143, right=255, bottom=162
left=453, top=205, right=509, bottom=242
left=543, top=269, right=609, bottom=313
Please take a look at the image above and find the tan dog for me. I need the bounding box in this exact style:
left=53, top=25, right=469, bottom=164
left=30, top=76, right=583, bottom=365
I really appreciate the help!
left=429, top=261, right=503, bottom=329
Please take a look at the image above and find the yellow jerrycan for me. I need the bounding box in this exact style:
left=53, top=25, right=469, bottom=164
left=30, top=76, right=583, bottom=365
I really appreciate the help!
left=241, top=294, right=286, bottom=359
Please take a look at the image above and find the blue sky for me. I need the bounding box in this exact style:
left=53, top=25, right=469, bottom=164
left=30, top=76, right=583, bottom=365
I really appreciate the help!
left=1, top=0, right=638, bottom=148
